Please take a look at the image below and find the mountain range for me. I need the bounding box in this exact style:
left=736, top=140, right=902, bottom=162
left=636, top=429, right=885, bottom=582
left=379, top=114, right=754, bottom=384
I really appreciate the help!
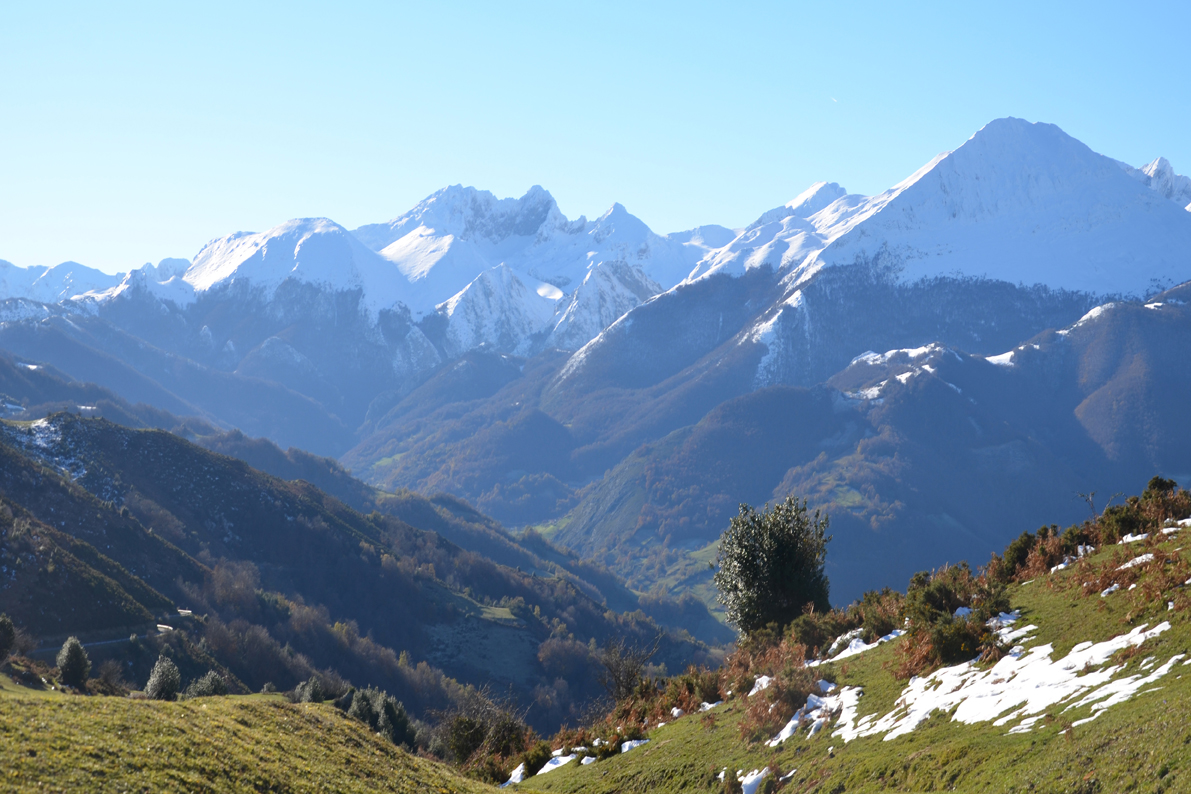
left=1, top=116, right=1189, bottom=609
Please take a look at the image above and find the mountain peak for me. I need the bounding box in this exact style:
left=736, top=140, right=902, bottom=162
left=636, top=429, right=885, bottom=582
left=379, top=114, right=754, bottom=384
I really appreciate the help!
left=747, top=182, right=850, bottom=231
left=183, top=216, right=404, bottom=314
left=1136, top=156, right=1191, bottom=209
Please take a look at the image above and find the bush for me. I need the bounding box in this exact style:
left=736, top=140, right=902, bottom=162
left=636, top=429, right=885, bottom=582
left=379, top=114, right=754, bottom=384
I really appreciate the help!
left=183, top=670, right=228, bottom=699
left=713, top=497, right=831, bottom=635
left=448, top=716, right=487, bottom=763
left=520, top=741, right=552, bottom=777
left=145, top=655, right=180, bottom=701
left=598, top=635, right=659, bottom=703
left=56, top=636, right=91, bottom=688
left=894, top=564, right=1008, bottom=677
left=93, top=659, right=130, bottom=695
left=339, top=687, right=417, bottom=749
left=293, top=676, right=324, bottom=703
left=0, top=614, right=14, bottom=663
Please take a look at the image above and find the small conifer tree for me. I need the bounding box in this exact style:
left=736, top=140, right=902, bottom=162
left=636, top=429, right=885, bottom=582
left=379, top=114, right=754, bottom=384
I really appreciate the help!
left=294, top=676, right=324, bottom=703
left=183, top=670, right=228, bottom=698
left=56, top=636, right=91, bottom=688
left=145, top=654, right=180, bottom=701
left=0, top=614, right=15, bottom=663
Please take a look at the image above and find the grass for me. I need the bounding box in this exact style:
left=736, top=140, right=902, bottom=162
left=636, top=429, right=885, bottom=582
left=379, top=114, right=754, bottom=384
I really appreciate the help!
left=524, top=515, right=571, bottom=541
left=0, top=684, right=497, bottom=793
left=518, top=531, right=1191, bottom=793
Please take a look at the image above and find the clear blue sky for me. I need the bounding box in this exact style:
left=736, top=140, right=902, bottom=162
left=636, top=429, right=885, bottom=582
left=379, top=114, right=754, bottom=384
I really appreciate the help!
left=2, top=1, right=1188, bottom=274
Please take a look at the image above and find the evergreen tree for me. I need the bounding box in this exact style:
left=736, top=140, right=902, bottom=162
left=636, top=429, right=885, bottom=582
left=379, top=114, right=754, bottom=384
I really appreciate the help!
left=145, top=654, right=180, bottom=701
left=183, top=670, right=228, bottom=698
left=56, top=636, right=91, bottom=688
left=713, top=496, right=831, bottom=635
left=0, top=614, right=15, bottom=663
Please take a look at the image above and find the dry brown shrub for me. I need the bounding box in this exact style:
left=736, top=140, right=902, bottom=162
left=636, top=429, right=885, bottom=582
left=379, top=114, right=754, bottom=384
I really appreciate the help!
left=891, top=631, right=937, bottom=679
left=735, top=640, right=817, bottom=743
left=1021, top=535, right=1065, bottom=580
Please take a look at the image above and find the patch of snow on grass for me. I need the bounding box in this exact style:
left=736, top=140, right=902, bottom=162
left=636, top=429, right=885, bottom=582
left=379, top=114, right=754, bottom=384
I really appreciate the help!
left=1120, top=533, right=1149, bottom=543
left=699, top=701, right=723, bottom=712
left=749, top=675, right=773, bottom=696
left=812, top=629, right=906, bottom=666
left=536, top=755, right=576, bottom=775
left=1117, top=553, right=1154, bottom=571
left=1101, top=583, right=1121, bottom=597
left=740, top=768, right=770, bottom=794
left=620, top=739, right=649, bottom=753
left=829, top=622, right=1172, bottom=743
left=501, top=763, right=526, bottom=787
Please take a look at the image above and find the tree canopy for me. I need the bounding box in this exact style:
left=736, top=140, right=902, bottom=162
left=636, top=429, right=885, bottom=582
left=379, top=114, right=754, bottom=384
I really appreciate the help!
left=713, top=496, right=831, bottom=635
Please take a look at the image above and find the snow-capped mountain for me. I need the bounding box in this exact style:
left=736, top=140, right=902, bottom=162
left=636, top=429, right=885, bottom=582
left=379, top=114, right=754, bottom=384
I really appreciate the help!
left=353, top=184, right=728, bottom=314
left=560, top=118, right=1191, bottom=408
left=1124, top=156, right=1191, bottom=210
left=0, top=260, right=122, bottom=304
left=70, top=187, right=730, bottom=366
left=691, top=119, right=1191, bottom=297
left=181, top=217, right=411, bottom=316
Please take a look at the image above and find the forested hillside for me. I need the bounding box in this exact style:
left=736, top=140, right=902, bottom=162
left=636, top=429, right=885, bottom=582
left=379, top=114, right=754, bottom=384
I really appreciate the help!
left=0, top=413, right=716, bottom=733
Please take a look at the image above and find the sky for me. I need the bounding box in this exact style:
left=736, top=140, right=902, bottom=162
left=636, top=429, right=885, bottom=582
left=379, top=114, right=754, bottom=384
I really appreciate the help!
left=2, top=1, right=1189, bottom=274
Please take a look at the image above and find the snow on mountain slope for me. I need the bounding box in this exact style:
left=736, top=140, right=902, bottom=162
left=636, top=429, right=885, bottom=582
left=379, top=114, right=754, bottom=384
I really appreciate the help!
left=183, top=218, right=408, bottom=316
left=692, top=119, right=1191, bottom=297
left=1123, top=157, right=1191, bottom=210
left=436, top=264, right=562, bottom=357
left=93, top=260, right=198, bottom=305
left=353, top=185, right=722, bottom=315
left=546, top=260, right=663, bottom=351
left=687, top=182, right=849, bottom=280
left=0, top=260, right=122, bottom=303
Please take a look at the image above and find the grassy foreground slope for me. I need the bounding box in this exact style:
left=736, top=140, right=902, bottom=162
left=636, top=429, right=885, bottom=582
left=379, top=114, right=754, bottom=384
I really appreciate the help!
left=0, top=686, right=496, bottom=794
left=521, top=527, right=1191, bottom=793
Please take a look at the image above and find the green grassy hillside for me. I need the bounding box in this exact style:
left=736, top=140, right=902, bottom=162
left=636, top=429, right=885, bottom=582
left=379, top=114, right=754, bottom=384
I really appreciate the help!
left=511, top=508, right=1191, bottom=792
left=0, top=683, right=495, bottom=793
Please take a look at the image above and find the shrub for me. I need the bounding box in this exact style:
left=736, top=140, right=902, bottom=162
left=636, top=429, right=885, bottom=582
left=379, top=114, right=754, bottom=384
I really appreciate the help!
left=598, top=635, right=659, bottom=703
left=520, top=741, right=552, bottom=777
left=894, top=564, right=1008, bottom=677
left=0, top=614, right=14, bottom=663
left=184, top=670, right=229, bottom=699
left=92, top=659, right=130, bottom=695
left=448, top=715, right=487, bottom=763
left=145, top=655, right=181, bottom=701
left=293, top=676, right=324, bottom=703
left=339, top=687, right=417, bottom=749
left=56, top=636, right=91, bottom=688
left=713, top=497, right=831, bottom=635
left=736, top=641, right=817, bottom=744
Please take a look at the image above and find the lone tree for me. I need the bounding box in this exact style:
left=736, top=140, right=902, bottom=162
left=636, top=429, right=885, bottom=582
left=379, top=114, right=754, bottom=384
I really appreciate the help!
left=713, top=496, right=831, bottom=635
left=56, top=636, right=91, bottom=688
left=145, top=654, right=180, bottom=701
left=598, top=634, right=660, bottom=703
left=0, top=614, right=15, bottom=663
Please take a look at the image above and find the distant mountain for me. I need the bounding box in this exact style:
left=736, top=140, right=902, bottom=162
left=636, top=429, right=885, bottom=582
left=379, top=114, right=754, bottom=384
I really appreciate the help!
left=0, top=260, right=122, bottom=303
left=690, top=118, right=1191, bottom=294
left=0, top=117, right=1189, bottom=614
left=353, top=185, right=729, bottom=309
